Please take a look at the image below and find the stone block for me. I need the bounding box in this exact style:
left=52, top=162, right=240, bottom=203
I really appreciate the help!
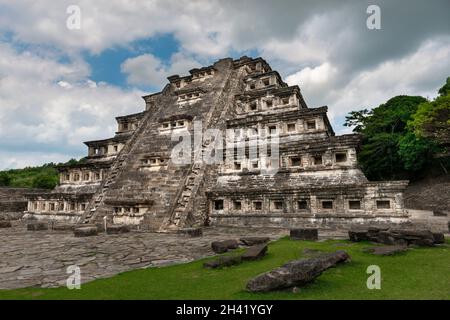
left=179, top=227, right=203, bottom=237
left=95, top=223, right=106, bottom=232
left=74, top=226, right=98, bottom=237
left=27, top=222, right=48, bottom=231
left=0, top=220, right=12, bottom=228
left=211, top=239, right=239, bottom=253
left=241, top=244, right=268, bottom=261
left=432, top=232, right=445, bottom=244
left=290, top=228, right=318, bottom=241
left=363, top=245, right=408, bottom=256
left=240, top=237, right=270, bottom=246
left=51, top=223, right=75, bottom=231
left=106, top=224, right=130, bottom=234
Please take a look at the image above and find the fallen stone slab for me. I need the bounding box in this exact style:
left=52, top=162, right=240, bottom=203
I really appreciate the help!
left=73, top=226, right=98, bottom=237
left=0, top=221, right=12, bottom=228
left=290, top=228, right=318, bottom=241
left=332, top=243, right=355, bottom=247
left=27, top=222, right=48, bottom=231
left=211, top=239, right=239, bottom=254
left=246, top=250, right=350, bottom=292
left=178, top=227, right=202, bottom=237
left=363, top=245, right=408, bottom=256
left=106, top=224, right=130, bottom=234
left=302, top=248, right=325, bottom=258
left=203, top=255, right=242, bottom=269
left=242, top=244, right=268, bottom=261
left=240, top=237, right=270, bottom=246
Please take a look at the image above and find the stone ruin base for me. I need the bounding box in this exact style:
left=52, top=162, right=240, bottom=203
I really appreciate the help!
left=210, top=214, right=411, bottom=230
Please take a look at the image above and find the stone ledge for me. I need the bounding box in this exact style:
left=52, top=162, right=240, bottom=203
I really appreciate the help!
left=210, top=213, right=410, bottom=218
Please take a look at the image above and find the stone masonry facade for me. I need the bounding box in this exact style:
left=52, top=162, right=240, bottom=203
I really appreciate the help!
left=23, top=56, right=410, bottom=231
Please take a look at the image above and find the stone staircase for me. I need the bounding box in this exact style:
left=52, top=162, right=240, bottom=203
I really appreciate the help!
left=78, top=109, right=157, bottom=224
left=158, top=66, right=248, bottom=232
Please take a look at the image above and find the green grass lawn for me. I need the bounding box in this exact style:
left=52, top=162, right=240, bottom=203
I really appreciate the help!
left=1, top=237, right=449, bottom=300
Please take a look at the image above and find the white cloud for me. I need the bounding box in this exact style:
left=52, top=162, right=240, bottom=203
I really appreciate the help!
left=329, top=38, right=450, bottom=118
left=0, top=151, right=72, bottom=171
left=285, top=37, right=450, bottom=130
left=0, top=42, right=145, bottom=169
left=286, top=62, right=338, bottom=90
left=121, top=53, right=165, bottom=87
left=121, top=52, right=202, bottom=87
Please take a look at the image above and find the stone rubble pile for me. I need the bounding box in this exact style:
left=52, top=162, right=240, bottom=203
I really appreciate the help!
left=204, top=238, right=271, bottom=269
left=349, top=226, right=445, bottom=246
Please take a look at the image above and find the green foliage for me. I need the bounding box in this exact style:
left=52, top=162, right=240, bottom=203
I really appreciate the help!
left=345, top=95, right=431, bottom=180
left=31, top=174, right=58, bottom=189
left=409, top=94, right=450, bottom=155
left=363, top=96, right=427, bottom=135
left=0, top=165, right=58, bottom=189
left=398, top=132, right=438, bottom=171
left=343, top=109, right=372, bottom=133
left=0, top=238, right=449, bottom=300
left=438, top=76, right=450, bottom=97
left=0, top=158, right=84, bottom=189
left=0, top=172, right=11, bottom=186
left=358, top=132, right=404, bottom=180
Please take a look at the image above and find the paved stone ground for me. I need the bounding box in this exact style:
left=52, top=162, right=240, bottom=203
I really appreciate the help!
left=2, top=223, right=343, bottom=290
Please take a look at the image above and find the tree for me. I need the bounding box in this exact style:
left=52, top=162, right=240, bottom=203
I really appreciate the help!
left=398, top=132, right=438, bottom=171
left=31, top=174, right=58, bottom=189
left=357, top=132, right=404, bottom=180
left=344, top=95, right=432, bottom=180
left=409, top=94, right=450, bottom=156
left=343, top=109, right=372, bottom=133
left=0, top=172, right=11, bottom=187
left=438, top=77, right=450, bottom=97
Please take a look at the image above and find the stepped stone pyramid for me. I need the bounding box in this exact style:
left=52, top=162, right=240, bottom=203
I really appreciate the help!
left=24, top=56, right=410, bottom=231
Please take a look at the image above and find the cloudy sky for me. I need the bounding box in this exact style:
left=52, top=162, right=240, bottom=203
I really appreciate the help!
left=0, top=0, right=449, bottom=169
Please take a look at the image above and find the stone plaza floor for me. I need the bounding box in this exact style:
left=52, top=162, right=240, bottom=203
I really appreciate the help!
left=0, top=223, right=308, bottom=290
